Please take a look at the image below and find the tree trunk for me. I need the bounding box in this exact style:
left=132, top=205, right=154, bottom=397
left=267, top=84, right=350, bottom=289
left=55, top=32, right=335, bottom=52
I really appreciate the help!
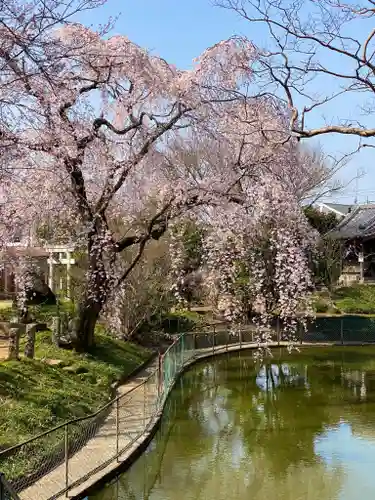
left=74, top=298, right=103, bottom=352
left=74, top=232, right=109, bottom=352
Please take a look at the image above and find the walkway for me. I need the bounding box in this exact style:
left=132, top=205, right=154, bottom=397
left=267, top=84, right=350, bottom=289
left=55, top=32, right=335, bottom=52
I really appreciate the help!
left=19, top=358, right=160, bottom=500
left=18, top=341, right=332, bottom=500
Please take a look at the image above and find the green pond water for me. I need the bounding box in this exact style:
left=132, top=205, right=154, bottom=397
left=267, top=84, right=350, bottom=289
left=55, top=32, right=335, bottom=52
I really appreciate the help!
left=90, top=347, right=375, bottom=500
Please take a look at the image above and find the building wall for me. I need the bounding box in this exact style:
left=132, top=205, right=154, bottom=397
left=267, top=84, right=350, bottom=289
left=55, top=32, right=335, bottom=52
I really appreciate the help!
left=0, top=257, right=49, bottom=299
left=339, top=263, right=361, bottom=286
left=0, top=266, right=16, bottom=299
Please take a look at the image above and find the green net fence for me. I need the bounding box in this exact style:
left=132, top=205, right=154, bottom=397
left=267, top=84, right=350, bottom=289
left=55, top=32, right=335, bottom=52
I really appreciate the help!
left=304, top=316, right=375, bottom=343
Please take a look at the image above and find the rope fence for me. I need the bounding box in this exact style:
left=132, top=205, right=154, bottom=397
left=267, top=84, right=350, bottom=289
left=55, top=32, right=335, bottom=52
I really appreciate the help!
left=1, top=318, right=375, bottom=499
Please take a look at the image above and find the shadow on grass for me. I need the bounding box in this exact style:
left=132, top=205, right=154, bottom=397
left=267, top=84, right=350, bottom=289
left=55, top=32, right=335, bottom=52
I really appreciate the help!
left=89, top=336, right=147, bottom=369
left=332, top=286, right=365, bottom=301
left=0, top=332, right=150, bottom=451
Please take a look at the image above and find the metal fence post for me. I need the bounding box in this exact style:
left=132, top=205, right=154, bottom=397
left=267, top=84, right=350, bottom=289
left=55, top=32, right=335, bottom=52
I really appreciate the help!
left=277, top=317, right=280, bottom=346
left=64, top=424, right=69, bottom=497
left=181, top=333, right=184, bottom=367
left=161, top=354, right=164, bottom=404
left=116, top=397, right=119, bottom=459
left=143, top=378, right=146, bottom=427
left=158, top=353, right=162, bottom=402
left=341, top=318, right=344, bottom=345
left=239, top=328, right=242, bottom=349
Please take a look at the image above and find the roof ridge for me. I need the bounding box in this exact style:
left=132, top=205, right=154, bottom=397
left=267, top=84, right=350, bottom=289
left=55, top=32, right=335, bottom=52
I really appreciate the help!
left=363, top=216, right=375, bottom=232
left=335, top=205, right=361, bottom=229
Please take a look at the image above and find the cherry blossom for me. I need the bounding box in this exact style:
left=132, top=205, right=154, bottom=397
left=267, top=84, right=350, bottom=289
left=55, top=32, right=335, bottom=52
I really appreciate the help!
left=0, top=2, right=316, bottom=350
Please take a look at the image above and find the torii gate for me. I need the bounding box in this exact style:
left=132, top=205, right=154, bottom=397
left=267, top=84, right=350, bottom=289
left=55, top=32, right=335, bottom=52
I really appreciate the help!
left=46, top=246, right=75, bottom=299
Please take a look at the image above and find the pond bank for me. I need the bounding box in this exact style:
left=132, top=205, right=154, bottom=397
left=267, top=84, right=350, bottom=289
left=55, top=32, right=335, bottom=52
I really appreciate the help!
left=16, top=340, right=350, bottom=500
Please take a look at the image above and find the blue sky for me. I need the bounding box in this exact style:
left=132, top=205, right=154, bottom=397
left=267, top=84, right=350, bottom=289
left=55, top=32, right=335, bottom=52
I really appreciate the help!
left=77, top=0, right=374, bottom=204
left=315, top=422, right=375, bottom=499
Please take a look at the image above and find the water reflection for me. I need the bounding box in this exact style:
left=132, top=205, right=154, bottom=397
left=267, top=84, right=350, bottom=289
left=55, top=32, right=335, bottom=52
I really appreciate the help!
left=91, top=347, right=375, bottom=500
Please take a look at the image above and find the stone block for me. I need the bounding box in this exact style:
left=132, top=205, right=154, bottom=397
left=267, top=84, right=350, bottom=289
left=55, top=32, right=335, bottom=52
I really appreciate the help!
left=24, top=324, right=37, bottom=359
left=51, top=316, right=61, bottom=346
left=7, top=327, right=20, bottom=360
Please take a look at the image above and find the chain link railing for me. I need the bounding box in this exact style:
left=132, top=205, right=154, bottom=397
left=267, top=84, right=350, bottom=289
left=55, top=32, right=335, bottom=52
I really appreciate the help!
left=1, top=319, right=375, bottom=499
left=304, top=316, right=375, bottom=344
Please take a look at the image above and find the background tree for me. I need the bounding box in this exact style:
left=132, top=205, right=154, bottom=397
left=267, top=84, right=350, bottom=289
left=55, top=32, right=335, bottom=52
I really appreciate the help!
left=169, top=219, right=205, bottom=309
left=103, top=238, right=172, bottom=340
left=303, top=207, right=342, bottom=290
left=217, top=0, right=375, bottom=148
left=303, top=207, right=340, bottom=235
left=312, top=237, right=342, bottom=291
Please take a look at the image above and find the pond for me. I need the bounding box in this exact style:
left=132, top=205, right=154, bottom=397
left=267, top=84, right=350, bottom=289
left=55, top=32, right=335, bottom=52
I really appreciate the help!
left=90, top=346, right=375, bottom=500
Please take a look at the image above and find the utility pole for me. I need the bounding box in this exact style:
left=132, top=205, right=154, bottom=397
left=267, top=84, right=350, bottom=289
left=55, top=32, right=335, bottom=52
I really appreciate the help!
left=354, top=170, right=359, bottom=205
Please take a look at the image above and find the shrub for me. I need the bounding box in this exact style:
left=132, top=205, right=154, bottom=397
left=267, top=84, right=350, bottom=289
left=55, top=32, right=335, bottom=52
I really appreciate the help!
left=161, top=310, right=205, bottom=333
left=313, top=299, right=329, bottom=313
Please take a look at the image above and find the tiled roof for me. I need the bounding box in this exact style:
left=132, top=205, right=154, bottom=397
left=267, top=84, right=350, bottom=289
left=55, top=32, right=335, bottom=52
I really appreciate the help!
left=331, top=205, right=375, bottom=239
left=323, top=203, right=352, bottom=215
left=1, top=246, right=49, bottom=258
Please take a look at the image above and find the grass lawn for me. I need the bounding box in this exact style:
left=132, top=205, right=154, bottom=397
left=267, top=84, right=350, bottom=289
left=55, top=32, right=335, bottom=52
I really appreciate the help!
left=0, top=300, right=13, bottom=310
left=0, top=330, right=151, bottom=481
left=314, top=284, right=375, bottom=315
left=0, top=300, right=75, bottom=323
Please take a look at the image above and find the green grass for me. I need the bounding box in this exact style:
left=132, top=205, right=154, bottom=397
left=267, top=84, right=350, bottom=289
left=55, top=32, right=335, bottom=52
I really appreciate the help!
left=162, top=310, right=207, bottom=333
left=0, top=300, right=12, bottom=310
left=0, top=300, right=75, bottom=323
left=332, top=285, right=375, bottom=314
left=0, top=330, right=151, bottom=481
left=314, top=285, right=375, bottom=315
